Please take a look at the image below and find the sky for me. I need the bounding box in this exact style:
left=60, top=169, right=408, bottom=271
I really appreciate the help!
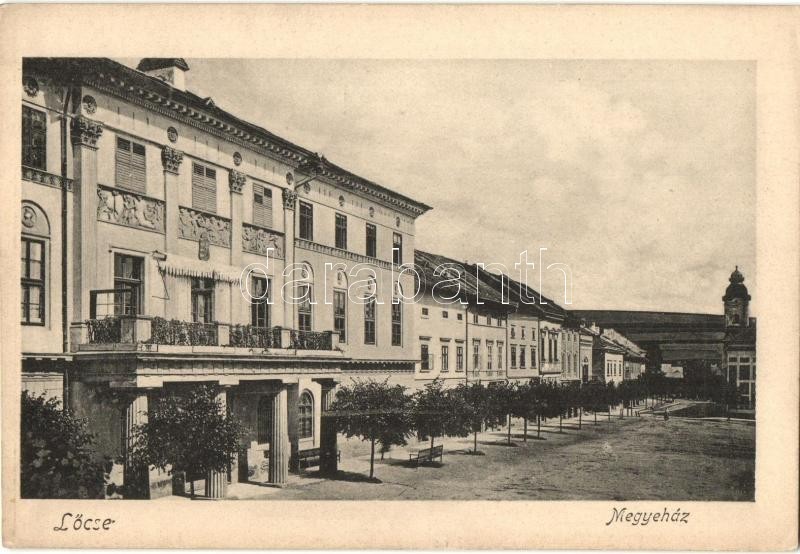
left=127, top=58, right=756, bottom=315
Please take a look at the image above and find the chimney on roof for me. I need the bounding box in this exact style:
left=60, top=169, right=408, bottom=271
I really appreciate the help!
left=137, top=58, right=189, bottom=91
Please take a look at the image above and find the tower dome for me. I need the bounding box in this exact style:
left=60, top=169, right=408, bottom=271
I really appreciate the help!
left=723, top=265, right=751, bottom=302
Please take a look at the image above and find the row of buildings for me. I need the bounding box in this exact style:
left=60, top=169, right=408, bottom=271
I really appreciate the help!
left=19, top=58, right=753, bottom=498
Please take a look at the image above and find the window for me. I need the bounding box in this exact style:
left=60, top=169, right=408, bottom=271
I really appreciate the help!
left=522, top=327, right=526, bottom=340
left=21, top=238, right=45, bottom=324
left=22, top=105, right=46, bottom=170
left=253, top=183, right=273, bottom=228
left=530, top=346, right=537, bottom=368
left=472, top=341, right=480, bottom=370
left=192, top=163, right=217, bottom=213
left=520, top=347, right=526, bottom=368
left=421, top=307, right=429, bottom=317
left=511, top=326, right=516, bottom=339
left=441, top=345, right=449, bottom=372
left=335, top=213, right=347, bottom=250
left=456, top=346, right=464, bottom=372
left=487, top=343, right=493, bottom=370
left=365, top=223, right=377, bottom=258
left=114, top=253, right=143, bottom=315
left=442, top=310, right=449, bottom=319
left=334, top=289, right=346, bottom=343
left=487, top=316, right=492, bottom=326
left=257, top=396, right=273, bottom=444
left=473, top=313, right=478, bottom=324
left=457, top=313, right=463, bottom=321
left=298, top=392, right=313, bottom=439
left=497, top=343, right=503, bottom=370
left=297, top=283, right=312, bottom=332
left=115, top=137, right=146, bottom=192
left=739, top=366, right=751, bottom=381
left=299, top=201, right=313, bottom=240
left=540, top=335, right=545, bottom=362
left=364, top=297, right=376, bottom=345
left=497, top=318, right=503, bottom=327
left=191, top=277, right=215, bottom=323
left=250, top=275, right=270, bottom=327
left=510, top=346, right=517, bottom=368
left=391, top=302, right=402, bottom=346
left=421, top=343, right=430, bottom=371
left=392, top=233, right=402, bottom=265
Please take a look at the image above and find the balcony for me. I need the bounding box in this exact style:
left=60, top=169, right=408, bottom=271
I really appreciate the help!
left=74, top=316, right=338, bottom=353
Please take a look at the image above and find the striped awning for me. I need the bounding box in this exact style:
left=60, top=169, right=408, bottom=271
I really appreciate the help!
left=157, top=255, right=243, bottom=285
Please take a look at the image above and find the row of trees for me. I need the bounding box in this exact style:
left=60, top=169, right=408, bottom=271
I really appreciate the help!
left=330, top=372, right=742, bottom=480
left=330, top=377, right=656, bottom=480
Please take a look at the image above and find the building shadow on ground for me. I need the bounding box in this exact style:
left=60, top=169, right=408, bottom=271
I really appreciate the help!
left=301, top=469, right=382, bottom=484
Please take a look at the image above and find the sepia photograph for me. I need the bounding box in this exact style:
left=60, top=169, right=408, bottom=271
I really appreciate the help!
left=17, top=56, right=758, bottom=502
left=1, top=4, right=797, bottom=550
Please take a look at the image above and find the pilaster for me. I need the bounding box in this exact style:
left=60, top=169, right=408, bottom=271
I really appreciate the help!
left=70, top=116, right=104, bottom=322
left=229, top=170, right=245, bottom=325
left=282, top=188, right=297, bottom=330
left=161, top=146, right=184, bottom=255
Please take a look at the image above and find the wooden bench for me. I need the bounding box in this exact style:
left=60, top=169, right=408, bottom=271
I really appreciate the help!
left=295, top=448, right=341, bottom=472
left=408, top=445, right=444, bottom=466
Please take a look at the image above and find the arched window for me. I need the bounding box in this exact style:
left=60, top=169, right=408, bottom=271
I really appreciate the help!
left=21, top=201, right=49, bottom=325
left=257, top=396, right=273, bottom=444
left=298, top=391, right=313, bottom=439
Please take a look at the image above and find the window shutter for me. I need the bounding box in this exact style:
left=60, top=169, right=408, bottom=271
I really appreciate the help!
left=115, top=137, right=146, bottom=192
left=253, top=183, right=273, bottom=228
left=192, top=163, right=217, bottom=213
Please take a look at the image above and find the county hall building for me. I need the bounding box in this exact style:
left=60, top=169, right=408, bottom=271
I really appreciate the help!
left=20, top=57, right=430, bottom=498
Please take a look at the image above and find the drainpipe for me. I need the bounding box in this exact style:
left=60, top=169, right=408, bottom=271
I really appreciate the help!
left=464, top=300, right=469, bottom=385
left=60, top=85, right=73, bottom=407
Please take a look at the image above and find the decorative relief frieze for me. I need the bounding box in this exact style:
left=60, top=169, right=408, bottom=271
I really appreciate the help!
left=282, top=188, right=297, bottom=210
left=70, top=116, right=104, bottom=148
left=22, top=166, right=74, bottom=192
left=242, top=223, right=284, bottom=259
left=161, top=146, right=184, bottom=174
left=97, top=184, right=165, bottom=233
left=229, top=170, right=246, bottom=194
left=178, top=206, right=231, bottom=248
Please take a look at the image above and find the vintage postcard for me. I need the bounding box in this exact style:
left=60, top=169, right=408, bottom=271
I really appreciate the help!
left=1, top=4, right=798, bottom=550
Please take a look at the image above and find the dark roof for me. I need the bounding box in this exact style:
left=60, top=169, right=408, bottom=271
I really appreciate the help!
left=722, top=266, right=751, bottom=301
left=23, top=57, right=432, bottom=218
left=137, top=58, right=190, bottom=72
left=572, top=310, right=725, bottom=333
left=414, top=250, right=516, bottom=311
left=475, top=267, right=567, bottom=323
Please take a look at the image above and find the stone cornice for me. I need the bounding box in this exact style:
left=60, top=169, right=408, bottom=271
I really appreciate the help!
left=63, top=60, right=431, bottom=218
left=22, top=166, right=74, bottom=192
left=295, top=238, right=393, bottom=271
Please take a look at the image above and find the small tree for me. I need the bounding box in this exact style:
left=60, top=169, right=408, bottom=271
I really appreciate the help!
left=129, top=384, right=243, bottom=497
left=329, top=378, right=411, bottom=480
left=21, top=392, right=108, bottom=499
left=410, top=380, right=471, bottom=451
left=454, top=382, right=496, bottom=454
left=487, top=381, right=519, bottom=445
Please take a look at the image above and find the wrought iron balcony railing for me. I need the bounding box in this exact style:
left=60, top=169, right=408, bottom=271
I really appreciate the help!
left=290, top=330, right=333, bottom=351
left=228, top=324, right=281, bottom=349
left=148, top=317, right=219, bottom=346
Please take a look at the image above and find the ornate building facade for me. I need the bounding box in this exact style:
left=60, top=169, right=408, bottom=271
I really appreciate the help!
left=20, top=58, right=430, bottom=497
